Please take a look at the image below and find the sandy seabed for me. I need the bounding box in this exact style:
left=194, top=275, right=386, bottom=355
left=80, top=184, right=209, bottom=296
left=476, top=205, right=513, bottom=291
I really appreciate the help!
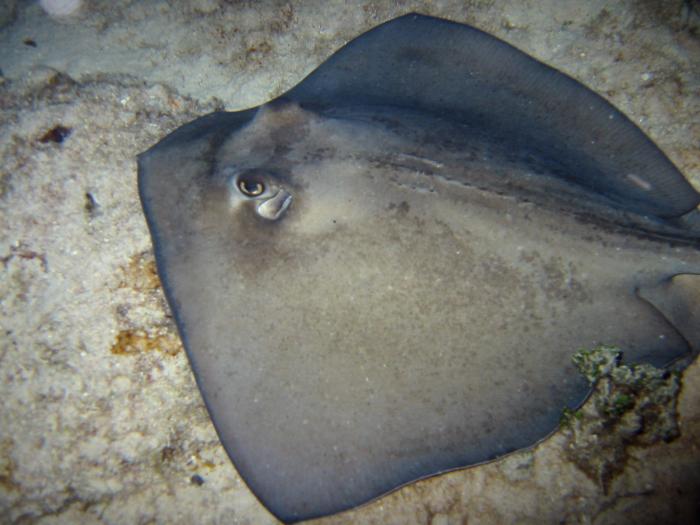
left=1, top=1, right=699, bottom=524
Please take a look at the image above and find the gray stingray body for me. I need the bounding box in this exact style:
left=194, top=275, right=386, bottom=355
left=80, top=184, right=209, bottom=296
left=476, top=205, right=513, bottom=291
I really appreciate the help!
left=138, top=14, right=700, bottom=523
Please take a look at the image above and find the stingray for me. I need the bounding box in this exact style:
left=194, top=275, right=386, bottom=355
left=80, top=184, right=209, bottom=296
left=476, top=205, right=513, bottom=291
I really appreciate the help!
left=137, top=14, right=700, bottom=523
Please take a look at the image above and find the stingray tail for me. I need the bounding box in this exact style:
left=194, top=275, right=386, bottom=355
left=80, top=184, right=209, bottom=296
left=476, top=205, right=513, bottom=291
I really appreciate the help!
left=638, top=273, right=700, bottom=353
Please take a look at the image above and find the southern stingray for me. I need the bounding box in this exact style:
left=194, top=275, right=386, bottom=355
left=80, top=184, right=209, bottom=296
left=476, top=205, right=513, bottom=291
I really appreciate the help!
left=137, top=14, right=700, bottom=523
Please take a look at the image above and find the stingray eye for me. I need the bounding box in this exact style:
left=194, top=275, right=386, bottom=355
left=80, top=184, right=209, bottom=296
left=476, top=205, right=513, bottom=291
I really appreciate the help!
left=238, top=178, right=265, bottom=197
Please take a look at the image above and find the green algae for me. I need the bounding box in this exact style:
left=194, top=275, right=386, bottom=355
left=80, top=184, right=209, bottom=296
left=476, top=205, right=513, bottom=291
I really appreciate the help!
left=561, top=345, right=681, bottom=490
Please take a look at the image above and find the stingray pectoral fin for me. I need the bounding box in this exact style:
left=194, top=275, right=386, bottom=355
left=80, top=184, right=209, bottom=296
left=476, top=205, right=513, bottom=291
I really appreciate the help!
left=639, top=274, right=700, bottom=352
left=286, top=13, right=700, bottom=218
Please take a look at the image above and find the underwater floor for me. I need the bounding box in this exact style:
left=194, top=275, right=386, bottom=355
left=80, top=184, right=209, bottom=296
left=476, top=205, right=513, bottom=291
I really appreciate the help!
left=1, top=1, right=699, bottom=524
